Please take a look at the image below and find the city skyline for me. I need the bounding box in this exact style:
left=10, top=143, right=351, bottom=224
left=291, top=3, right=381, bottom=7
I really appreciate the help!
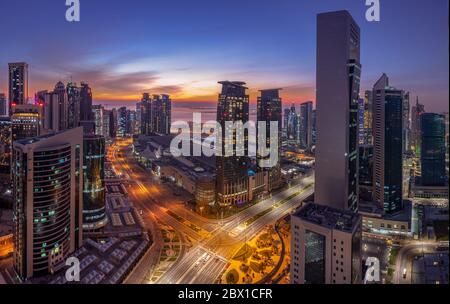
left=0, top=0, right=448, bottom=113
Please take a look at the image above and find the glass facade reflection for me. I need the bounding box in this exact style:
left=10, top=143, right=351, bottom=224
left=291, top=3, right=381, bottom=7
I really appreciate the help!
left=304, top=230, right=326, bottom=284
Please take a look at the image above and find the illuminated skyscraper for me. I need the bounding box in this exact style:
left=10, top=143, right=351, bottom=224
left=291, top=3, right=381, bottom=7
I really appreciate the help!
left=54, top=82, right=69, bottom=131
left=216, top=81, right=249, bottom=207
left=315, top=10, right=361, bottom=212
left=411, top=97, right=425, bottom=155
left=420, top=113, right=446, bottom=186
left=12, top=127, right=83, bottom=280
left=79, top=82, right=94, bottom=123
left=8, top=62, right=28, bottom=115
left=140, top=93, right=152, bottom=135
left=257, top=89, right=283, bottom=191
left=83, top=135, right=107, bottom=230
left=372, top=74, right=404, bottom=214
left=67, top=82, right=81, bottom=129
left=299, top=101, right=313, bottom=150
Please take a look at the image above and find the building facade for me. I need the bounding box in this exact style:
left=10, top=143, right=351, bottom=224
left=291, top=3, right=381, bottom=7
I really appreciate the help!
left=8, top=62, right=29, bottom=115
left=372, top=74, right=404, bottom=214
left=12, top=127, right=84, bottom=280
left=315, top=10, right=361, bottom=211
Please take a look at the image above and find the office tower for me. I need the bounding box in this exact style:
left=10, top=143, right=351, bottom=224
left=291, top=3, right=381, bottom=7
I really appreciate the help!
left=135, top=101, right=142, bottom=135
left=118, top=107, right=128, bottom=137
left=216, top=81, right=250, bottom=207
left=8, top=62, right=29, bottom=115
left=286, top=105, right=298, bottom=143
left=102, top=109, right=111, bottom=139
left=67, top=82, right=81, bottom=129
left=284, top=108, right=290, bottom=131
left=151, top=94, right=172, bottom=135
left=92, top=105, right=104, bottom=136
left=79, top=82, right=94, bottom=122
left=11, top=104, right=42, bottom=142
left=291, top=203, right=362, bottom=284
left=402, top=92, right=411, bottom=154
left=257, top=89, right=283, bottom=191
left=109, top=108, right=118, bottom=138
left=420, top=113, right=446, bottom=186
left=0, top=93, right=6, bottom=116
left=315, top=11, right=361, bottom=212
left=42, top=91, right=61, bottom=132
left=129, top=110, right=137, bottom=135
left=12, top=127, right=83, bottom=280
left=411, top=97, right=425, bottom=155
left=54, top=82, right=68, bottom=131
left=373, top=74, right=404, bottom=213
left=83, top=135, right=107, bottom=230
left=140, top=93, right=152, bottom=135
left=299, top=101, right=313, bottom=149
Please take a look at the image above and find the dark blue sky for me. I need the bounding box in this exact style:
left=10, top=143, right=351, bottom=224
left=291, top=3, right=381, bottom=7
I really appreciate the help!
left=0, top=0, right=448, bottom=111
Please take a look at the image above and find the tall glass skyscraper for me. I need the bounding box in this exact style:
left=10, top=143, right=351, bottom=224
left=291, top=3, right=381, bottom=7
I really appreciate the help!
left=8, top=62, right=28, bottom=115
left=216, top=81, right=249, bottom=207
left=373, top=74, right=404, bottom=214
left=257, top=89, right=283, bottom=191
left=83, top=135, right=107, bottom=230
left=315, top=10, right=361, bottom=212
left=420, top=113, right=446, bottom=186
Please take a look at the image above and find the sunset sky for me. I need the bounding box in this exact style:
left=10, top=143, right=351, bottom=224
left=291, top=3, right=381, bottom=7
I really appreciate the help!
left=0, top=0, right=448, bottom=112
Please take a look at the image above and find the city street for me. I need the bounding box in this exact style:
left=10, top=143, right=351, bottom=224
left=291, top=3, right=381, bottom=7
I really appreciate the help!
left=109, top=138, right=315, bottom=284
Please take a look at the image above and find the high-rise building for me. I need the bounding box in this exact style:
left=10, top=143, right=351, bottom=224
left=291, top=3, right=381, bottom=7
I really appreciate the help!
left=109, top=108, right=118, bottom=138
left=79, top=82, right=94, bottom=123
left=315, top=10, right=361, bottom=212
left=11, top=104, right=42, bottom=142
left=12, top=127, right=83, bottom=280
left=42, top=91, right=61, bottom=132
left=216, top=81, right=250, bottom=207
left=8, top=62, right=29, bottom=115
left=135, top=101, right=142, bottom=135
left=420, top=113, right=446, bottom=186
left=67, top=82, right=81, bottom=129
left=118, top=107, right=128, bottom=137
left=54, top=82, right=68, bottom=131
left=372, top=74, right=404, bottom=214
left=358, top=98, right=365, bottom=145
left=140, top=93, right=152, bottom=135
left=411, top=97, right=425, bottom=156
left=361, top=91, right=373, bottom=145
left=257, top=89, right=283, bottom=191
left=0, top=117, right=11, bottom=173
left=0, top=93, right=6, bottom=116
left=299, top=101, right=313, bottom=150
left=359, top=145, right=374, bottom=188
left=83, top=135, right=107, bottom=230
left=151, top=94, right=172, bottom=135
left=286, top=105, right=298, bottom=143
left=102, top=109, right=111, bottom=139
left=291, top=203, right=362, bottom=284
left=92, top=105, right=104, bottom=136
left=402, top=92, right=411, bottom=154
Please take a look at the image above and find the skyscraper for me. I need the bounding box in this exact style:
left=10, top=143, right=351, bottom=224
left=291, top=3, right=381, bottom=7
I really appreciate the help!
left=299, top=101, right=313, bottom=150
left=257, top=89, right=283, bottom=191
left=420, top=113, right=446, bottom=186
left=216, top=81, right=250, bottom=207
left=135, top=101, right=142, bottom=135
left=8, top=62, right=29, bottom=115
left=12, top=127, right=83, bottom=280
left=286, top=105, right=298, bottom=143
left=83, top=135, right=107, bottom=230
left=67, top=82, right=81, bottom=129
left=79, top=82, right=94, bottom=122
left=0, top=93, right=6, bottom=116
left=54, top=81, right=68, bottom=131
left=92, top=105, right=104, bottom=136
left=373, top=74, right=404, bottom=214
left=402, top=92, right=411, bottom=154
left=42, top=91, right=61, bottom=132
left=315, top=10, right=361, bottom=212
left=411, top=97, right=425, bottom=156
left=118, top=107, right=128, bottom=137
left=140, top=93, right=152, bottom=135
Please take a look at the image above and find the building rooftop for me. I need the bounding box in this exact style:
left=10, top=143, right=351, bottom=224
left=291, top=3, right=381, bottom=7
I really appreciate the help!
left=294, top=203, right=360, bottom=233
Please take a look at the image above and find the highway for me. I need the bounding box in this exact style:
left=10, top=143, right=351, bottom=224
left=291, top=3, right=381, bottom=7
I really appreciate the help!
left=109, top=138, right=314, bottom=284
